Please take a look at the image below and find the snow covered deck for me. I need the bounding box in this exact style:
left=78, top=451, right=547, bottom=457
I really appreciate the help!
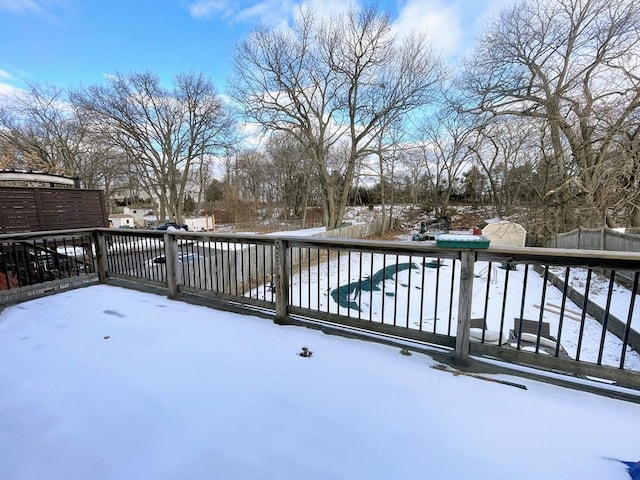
left=1, top=285, right=639, bottom=480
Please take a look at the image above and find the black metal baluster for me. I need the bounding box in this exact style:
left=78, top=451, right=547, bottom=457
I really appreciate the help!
left=357, top=251, right=363, bottom=319
left=575, top=269, right=593, bottom=362
left=337, top=250, right=341, bottom=316
left=516, top=264, right=530, bottom=350
left=498, top=263, right=511, bottom=345
left=381, top=254, right=387, bottom=324
left=369, top=253, right=374, bottom=322
left=406, top=255, right=413, bottom=329
left=596, top=270, right=616, bottom=365
left=419, top=255, right=426, bottom=332
left=619, top=271, right=639, bottom=369
left=535, top=266, right=550, bottom=354
left=481, top=262, right=493, bottom=343
left=347, top=251, right=352, bottom=319
left=393, top=254, right=399, bottom=327
left=555, top=267, right=571, bottom=357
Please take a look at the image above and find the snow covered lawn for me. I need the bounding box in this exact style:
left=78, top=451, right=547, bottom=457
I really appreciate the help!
left=1, top=285, right=638, bottom=480
left=266, top=251, right=640, bottom=370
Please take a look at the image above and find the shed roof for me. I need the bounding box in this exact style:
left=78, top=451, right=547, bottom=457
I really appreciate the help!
left=481, top=220, right=527, bottom=247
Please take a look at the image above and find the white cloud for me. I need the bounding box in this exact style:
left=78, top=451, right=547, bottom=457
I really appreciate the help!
left=188, top=0, right=295, bottom=25
left=233, top=0, right=296, bottom=26
left=392, top=0, right=463, bottom=58
left=0, top=0, right=43, bottom=14
left=0, top=82, right=26, bottom=104
left=390, top=0, right=518, bottom=61
left=188, top=0, right=343, bottom=28
left=299, top=0, right=355, bottom=18
left=188, top=0, right=230, bottom=19
left=239, top=121, right=266, bottom=149
left=0, top=69, right=13, bottom=80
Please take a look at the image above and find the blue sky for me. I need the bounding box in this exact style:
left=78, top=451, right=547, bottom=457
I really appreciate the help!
left=0, top=0, right=511, bottom=95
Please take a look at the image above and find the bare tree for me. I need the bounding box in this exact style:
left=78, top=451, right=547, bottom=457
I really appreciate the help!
left=230, top=5, right=443, bottom=229
left=420, top=108, right=476, bottom=219
left=364, top=117, right=408, bottom=232
left=467, top=116, right=542, bottom=217
left=265, top=132, right=319, bottom=224
left=0, top=83, right=133, bottom=201
left=233, top=149, right=267, bottom=202
left=229, top=9, right=343, bottom=227
left=618, top=113, right=640, bottom=226
left=327, top=7, right=444, bottom=227
left=461, top=0, right=640, bottom=230
left=0, top=83, right=84, bottom=176
left=397, top=143, right=428, bottom=206
left=74, top=71, right=235, bottom=223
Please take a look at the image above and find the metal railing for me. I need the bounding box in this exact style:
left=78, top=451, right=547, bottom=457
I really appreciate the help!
left=1, top=227, right=639, bottom=389
left=0, top=229, right=99, bottom=299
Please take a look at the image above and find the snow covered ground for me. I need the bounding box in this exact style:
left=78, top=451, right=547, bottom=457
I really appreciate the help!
left=254, top=248, right=640, bottom=371
left=102, top=225, right=639, bottom=370
left=0, top=284, right=638, bottom=480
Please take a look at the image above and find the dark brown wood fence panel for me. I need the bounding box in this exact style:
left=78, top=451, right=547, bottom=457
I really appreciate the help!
left=0, top=188, right=40, bottom=233
left=0, top=187, right=107, bottom=233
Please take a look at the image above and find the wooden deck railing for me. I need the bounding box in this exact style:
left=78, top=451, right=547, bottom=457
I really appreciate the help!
left=1, top=227, right=639, bottom=389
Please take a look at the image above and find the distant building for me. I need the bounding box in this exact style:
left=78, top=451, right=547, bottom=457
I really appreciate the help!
left=123, top=206, right=153, bottom=227
left=109, top=214, right=135, bottom=229
left=185, top=215, right=216, bottom=232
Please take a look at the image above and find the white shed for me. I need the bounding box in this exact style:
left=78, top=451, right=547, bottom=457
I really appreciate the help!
left=185, top=215, right=216, bottom=232
left=123, top=206, right=153, bottom=227
left=109, top=214, right=135, bottom=229
left=481, top=220, right=527, bottom=247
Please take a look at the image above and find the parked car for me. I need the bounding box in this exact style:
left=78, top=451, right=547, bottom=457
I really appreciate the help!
left=153, top=222, right=188, bottom=231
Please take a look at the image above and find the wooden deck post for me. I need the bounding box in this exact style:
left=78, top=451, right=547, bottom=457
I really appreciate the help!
left=274, top=239, right=290, bottom=325
left=165, top=233, right=179, bottom=298
left=454, top=250, right=475, bottom=366
left=94, top=230, right=108, bottom=282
